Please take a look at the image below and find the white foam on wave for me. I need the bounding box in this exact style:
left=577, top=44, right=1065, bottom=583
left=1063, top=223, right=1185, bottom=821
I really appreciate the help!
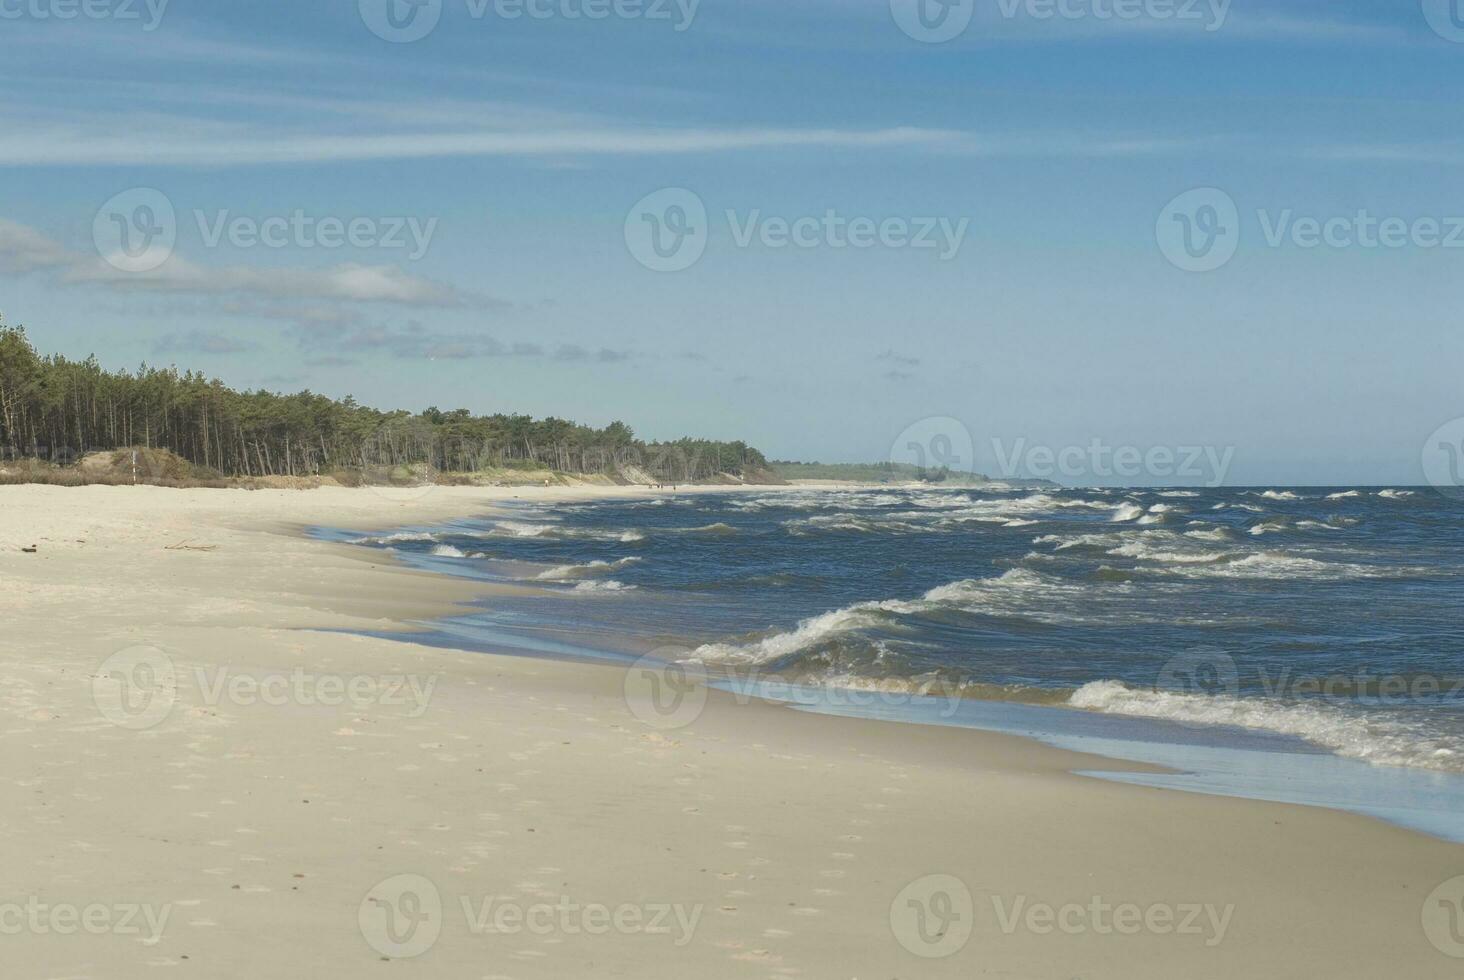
left=493, top=520, right=555, bottom=538
left=1325, top=490, right=1362, bottom=500
left=1168, top=552, right=1385, bottom=580
left=572, top=579, right=636, bottom=593
left=785, top=513, right=931, bottom=535
left=960, top=494, right=1118, bottom=517
left=1106, top=502, right=1169, bottom=525
left=1068, top=681, right=1463, bottom=773
left=430, top=544, right=468, bottom=558
left=679, top=522, right=738, bottom=535
left=1106, top=540, right=1228, bottom=564
left=1183, top=526, right=1233, bottom=543
left=1257, top=490, right=1302, bottom=501
left=536, top=557, right=643, bottom=581
left=1034, top=532, right=1112, bottom=551
left=690, top=568, right=1084, bottom=665
left=784, top=496, right=1092, bottom=534
left=1155, top=490, right=1200, bottom=498
left=349, top=531, right=440, bottom=546
left=907, top=492, right=980, bottom=511
left=1111, top=503, right=1146, bottom=523
left=1038, top=529, right=1223, bottom=562
left=1378, top=489, right=1415, bottom=499
left=922, top=568, right=1052, bottom=604
left=492, top=520, right=645, bottom=544
left=690, top=603, right=896, bottom=664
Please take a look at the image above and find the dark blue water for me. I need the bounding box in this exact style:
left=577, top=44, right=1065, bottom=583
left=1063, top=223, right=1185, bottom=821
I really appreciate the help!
left=327, top=485, right=1464, bottom=778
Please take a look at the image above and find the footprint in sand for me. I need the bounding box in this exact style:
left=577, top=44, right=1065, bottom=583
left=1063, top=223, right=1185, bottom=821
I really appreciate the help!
left=508, top=949, right=548, bottom=960
left=731, top=949, right=777, bottom=963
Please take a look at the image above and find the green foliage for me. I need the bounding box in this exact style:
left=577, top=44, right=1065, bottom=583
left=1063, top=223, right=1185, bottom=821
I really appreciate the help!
left=0, top=322, right=769, bottom=483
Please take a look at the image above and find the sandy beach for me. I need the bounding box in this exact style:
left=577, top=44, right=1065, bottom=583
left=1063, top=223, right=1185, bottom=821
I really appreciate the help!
left=2, top=483, right=1461, bottom=979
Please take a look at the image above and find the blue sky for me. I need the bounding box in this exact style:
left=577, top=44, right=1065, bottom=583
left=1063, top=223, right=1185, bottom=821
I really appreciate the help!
left=1, top=0, right=1462, bottom=484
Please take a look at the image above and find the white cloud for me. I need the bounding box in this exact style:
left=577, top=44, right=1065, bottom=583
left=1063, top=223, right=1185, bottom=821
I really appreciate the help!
left=0, top=123, right=967, bottom=167
left=0, top=219, right=75, bottom=273
left=0, top=218, right=466, bottom=306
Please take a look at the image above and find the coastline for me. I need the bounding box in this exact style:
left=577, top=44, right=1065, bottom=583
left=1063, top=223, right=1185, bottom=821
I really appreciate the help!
left=3, top=483, right=1462, bottom=978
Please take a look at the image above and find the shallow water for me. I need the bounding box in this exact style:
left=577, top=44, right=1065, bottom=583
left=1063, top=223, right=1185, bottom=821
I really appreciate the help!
left=319, top=483, right=1464, bottom=841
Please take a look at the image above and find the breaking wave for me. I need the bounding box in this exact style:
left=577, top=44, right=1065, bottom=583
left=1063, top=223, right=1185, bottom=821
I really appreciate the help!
left=349, top=530, right=442, bottom=546
left=572, top=579, right=636, bottom=593
left=491, top=520, right=644, bottom=544
left=535, top=557, right=643, bottom=581
left=1069, top=681, right=1464, bottom=773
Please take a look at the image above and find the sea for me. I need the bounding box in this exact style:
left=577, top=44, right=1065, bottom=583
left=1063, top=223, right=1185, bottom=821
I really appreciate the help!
left=318, top=484, right=1464, bottom=842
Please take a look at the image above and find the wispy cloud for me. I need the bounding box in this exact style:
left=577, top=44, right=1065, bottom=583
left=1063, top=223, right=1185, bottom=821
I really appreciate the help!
left=153, top=330, right=256, bottom=356
left=294, top=319, right=632, bottom=364
left=0, top=218, right=466, bottom=306
left=877, top=349, right=921, bottom=367
left=0, top=123, right=966, bottom=167
left=965, top=7, right=1410, bottom=45
left=76, top=256, right=465, bottom=306
left=17, top=92, right=1429, bottom=167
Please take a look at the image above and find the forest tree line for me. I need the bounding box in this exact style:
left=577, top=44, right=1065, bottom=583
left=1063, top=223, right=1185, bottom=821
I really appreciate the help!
left=0, top=323, right=769, bottom=483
